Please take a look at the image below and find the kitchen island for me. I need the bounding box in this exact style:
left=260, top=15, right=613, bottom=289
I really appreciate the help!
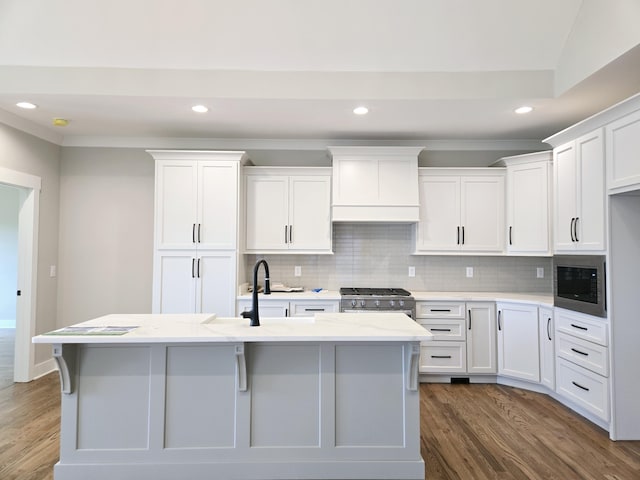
left=34, top=312, right=432, bottom=480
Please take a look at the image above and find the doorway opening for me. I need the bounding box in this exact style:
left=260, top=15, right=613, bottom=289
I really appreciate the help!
left=0, top=166, right=41, bottom=383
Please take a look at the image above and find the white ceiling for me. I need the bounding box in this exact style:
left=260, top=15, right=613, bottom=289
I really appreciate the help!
left=1, top=0, right=640, bottom=149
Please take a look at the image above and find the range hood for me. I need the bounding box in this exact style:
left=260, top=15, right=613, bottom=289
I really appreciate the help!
left=329, top=146, right=423, bottom=222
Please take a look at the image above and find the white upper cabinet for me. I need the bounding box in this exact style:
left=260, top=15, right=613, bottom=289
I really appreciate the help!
left=245, top=167, right=332, bottom=253
left=497, top=152, right=552, bottom=255
left=606, top=107, right=640, bottom=194
left=154, top=157, right=241, bottom=251
left=415, top=168, right=505, bottom=254
left=329, top=146, right=422, bottom=222
left=553, top=129, right=606, bottom=252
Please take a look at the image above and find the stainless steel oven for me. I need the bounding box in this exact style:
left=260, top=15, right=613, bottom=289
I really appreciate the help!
left=339, top=288, right=416, bottom=319
left=553, top=255, right=606, bottom=318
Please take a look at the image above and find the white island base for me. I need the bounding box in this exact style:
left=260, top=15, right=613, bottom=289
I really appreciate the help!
left=36, top=313, right=429, bottom=480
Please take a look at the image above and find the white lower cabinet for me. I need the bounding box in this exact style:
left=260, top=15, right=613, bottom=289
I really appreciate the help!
left=539, top=307, right=555, bottom=390
left=237, top=299, right=339, bottom=318
left=153, top=251, right=236, bottom=316
left=497, top=303, right=540, bottom=382
left=554, top=308, right=610, bottom=422
left=417, top=301, right=496, bottom=375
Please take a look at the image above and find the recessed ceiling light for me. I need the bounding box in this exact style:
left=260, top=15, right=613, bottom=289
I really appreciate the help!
left=515, top=106, right=533, bottom=114
left=16, top=102, right=37, bottom=109
left=353, top=106, right=369, bottom=115
left=192, top=105, right=209, bottom=113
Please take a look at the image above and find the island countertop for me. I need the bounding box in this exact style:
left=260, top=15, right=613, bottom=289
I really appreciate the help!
left=33, top=312, right=433, bottom=344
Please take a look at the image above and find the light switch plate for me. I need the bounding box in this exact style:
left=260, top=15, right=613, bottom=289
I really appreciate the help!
left=537, top=267, right=544, bottom=278
left=408, top=266, right=415, bottom=277
left=294, top=266, right=302, bottom=277
left=466, top=267, right=473, bottom=278
left=50, top=265, right=57, bottom=278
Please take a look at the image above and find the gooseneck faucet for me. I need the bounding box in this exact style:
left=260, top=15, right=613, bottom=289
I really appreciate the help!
left=242, top=259, right=271, bottom=326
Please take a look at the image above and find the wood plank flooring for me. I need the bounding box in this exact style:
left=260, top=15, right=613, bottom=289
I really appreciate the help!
left=0, top=373, right=639, bottom=480
left=0, top=328, right=15, bottom=388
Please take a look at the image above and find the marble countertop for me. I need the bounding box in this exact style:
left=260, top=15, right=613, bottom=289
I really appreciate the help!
left=410, top=291, right=554, bottom=306
left=33, top=312, right=433, bottom=344
left=237, top=290, right=341, bottom=300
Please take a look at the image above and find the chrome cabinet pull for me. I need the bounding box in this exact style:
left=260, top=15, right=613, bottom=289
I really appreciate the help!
left=289, top=224, right=293, bottom=243
left=468, top=309, right=472, bottom=330
left=574, top=217, right=579, bottom=242
left=197, top=258, right=201, bottom=278
left=570, top=218, right=576, bottom=242
left=457, top=226, right=460, bottom=245
left=191, top=258, right=196, bottom=278
left=509, top=226, right=513, bottom=245
left=197, top=223, right=201, bottom=243
left=547, top=317, right=552, bottom=341
left=498, top=310, right=502, bottom=331
left=192, top=223, right=196, bottom=243
left=462, top=226, right=465, bottom=245
left=284, top=225, right=288, bottom=244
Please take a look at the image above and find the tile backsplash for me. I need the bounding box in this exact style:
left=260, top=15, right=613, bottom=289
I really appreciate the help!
left=246, top=223, right=552, bottom=293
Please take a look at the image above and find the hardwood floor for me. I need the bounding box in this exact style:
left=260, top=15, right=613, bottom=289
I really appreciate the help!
left=0, top=374, right=639, bottom=480
left=0, top=328, right=16, bottom=388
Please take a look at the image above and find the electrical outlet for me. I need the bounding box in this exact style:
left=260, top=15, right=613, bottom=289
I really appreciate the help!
left=537, top=267, right=544, bottom=279
left=294, top=266, right=302, bottom=277
left=408, top=266, right=415, bottom=277
left=466, top=267, right=473, bottom=278
left=49, top=265, right=57, bottom=278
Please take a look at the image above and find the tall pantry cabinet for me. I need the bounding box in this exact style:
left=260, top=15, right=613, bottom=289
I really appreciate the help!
left=148, top=150, right=249, bottom=316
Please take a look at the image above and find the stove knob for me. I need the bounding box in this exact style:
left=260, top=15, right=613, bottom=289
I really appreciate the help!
left=360, top=300, right=366, bottom=307
left=389, top=300, right=395, bottom=307
left=351, top=299, right=357, bottom=307
left=375, top=300, right=380, bottom=307
left=399, top=300, right=405, bottom=307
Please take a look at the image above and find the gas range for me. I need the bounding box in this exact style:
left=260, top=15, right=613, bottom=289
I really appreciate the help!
left=339, top=287, right=416, bottom=318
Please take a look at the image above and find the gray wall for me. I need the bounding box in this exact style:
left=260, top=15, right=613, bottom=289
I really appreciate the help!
left=57, top=147, right=155, bottom=326
left=0, top=184, right=19, bottom=326
left=0, top=123, right=61, bottom=364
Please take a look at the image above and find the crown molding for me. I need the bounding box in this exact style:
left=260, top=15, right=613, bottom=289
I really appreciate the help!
left=0, top=108, right=63, bottom=145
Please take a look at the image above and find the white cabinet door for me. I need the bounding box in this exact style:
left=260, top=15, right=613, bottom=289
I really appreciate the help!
left=553, top=130, right=605, bottom=252
left=289, top=176, right=331, bottom=251
left=497, top=303, right=540, bottom=382
left=466, top=302, right=497, bottom=374
left=198, top=162, right=238, bottom=250
left=460, top=175, right=504, bottom=251
left=153, top=251, right=197, bottom=314
left=245, top=175, right=289, bottom=251
left=155, top=161, right=198, bottom=250
left=539, top=307, right=555, bottom=390
left=416, top=175, right=460, bottom=251
left=506, top=161, right=550, bottom=254
left=245, top=169, right=332, bottom=253
left=606, top=108, right=640, bottom=193
left=196, top=252, right=236, bottom=317
left=576, top=130, right=606, bottom=251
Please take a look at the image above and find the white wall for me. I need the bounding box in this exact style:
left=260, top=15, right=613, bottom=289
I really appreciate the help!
left=57, top=148, right=154, bottom=326
left=555, top=0, right=640, bottom=94
left=0, top=184, right=19, bottom=327
left=0, top=122, right=60, bottom=365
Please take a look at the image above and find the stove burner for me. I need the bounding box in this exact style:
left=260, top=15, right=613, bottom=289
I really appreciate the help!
left=339, top=287, right=412, bottom=297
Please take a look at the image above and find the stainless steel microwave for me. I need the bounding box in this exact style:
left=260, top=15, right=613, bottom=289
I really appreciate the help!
left=553, top=255, right=606, bottom=318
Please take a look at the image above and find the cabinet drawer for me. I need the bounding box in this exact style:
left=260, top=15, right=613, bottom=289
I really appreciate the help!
left=417, top=319, right=466, bottom=341
left=419, top=342, right=466, bottom=373
left=289, top=302, right=338, bottom=317
left=557, top=332, right=609, bottom=377
left=417, top=302, right=466, bottom=319
left=555, top=309, right=608, bottom=346
left=556, top=358, right=609, bottom=421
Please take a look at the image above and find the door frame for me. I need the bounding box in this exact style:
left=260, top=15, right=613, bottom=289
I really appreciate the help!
left=0, top=166, right=40, bottom=382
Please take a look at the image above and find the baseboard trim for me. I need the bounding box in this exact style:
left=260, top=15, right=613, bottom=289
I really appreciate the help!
left=33, top=358, right=57, bottom=380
